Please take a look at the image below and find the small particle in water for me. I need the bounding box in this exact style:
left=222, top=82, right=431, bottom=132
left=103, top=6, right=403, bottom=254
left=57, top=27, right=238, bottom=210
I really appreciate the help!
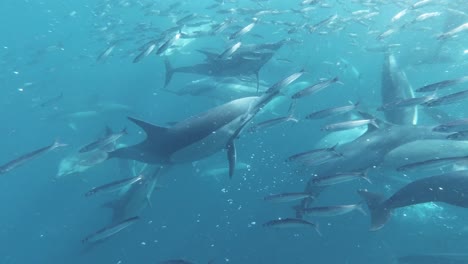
left=18, top=88, right=24, bottom=92
left=141, top=242, right=146, bottom=246
left=13, top=71, right=19, bottom=75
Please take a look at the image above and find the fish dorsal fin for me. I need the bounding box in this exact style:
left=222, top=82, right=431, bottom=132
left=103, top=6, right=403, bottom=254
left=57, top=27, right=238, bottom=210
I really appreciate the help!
left=127, top=117, right=168, bottom=139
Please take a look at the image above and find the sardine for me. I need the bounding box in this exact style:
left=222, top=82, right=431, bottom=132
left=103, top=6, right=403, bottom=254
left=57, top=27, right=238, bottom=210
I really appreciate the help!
left=423, top=89, right=468, bottom=107
left=306, top=102, right=359, bottom=119
left=263, top=218, right=321, bottom=235
left=266, top=69, right=305, bottom=94
left=397, top=156, right=468, bottom=171
left=248, top=115, right=298, bottom=132
left=415, top=76, right=468, bottom=93
left=0, top=141, right=66, bottom=175
left=218, top=42, right=242, bottom=60
left=321, top=119, right=378, bottom=132
left=300, top=203, right=366, bottom=217
left=312, top=171, right=370, bottom=186
left=79, top=128, right=127, bottom=153
left=264, top=192, right=313, bottom=203
left=229, top=18, right=258, bottom=40
left=433, top=119, right=468, bottom=133
left=85, top=175, right=144, bottom=197
left=291, top=77, right=339, bottom=99
left=82, top=216, right=139, bottom=243
left=156, top=33, right=181, bottom=55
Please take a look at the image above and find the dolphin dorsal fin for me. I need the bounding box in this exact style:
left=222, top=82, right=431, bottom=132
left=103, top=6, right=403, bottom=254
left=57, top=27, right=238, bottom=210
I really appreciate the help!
left=127, top=117, right=168, bottom=139
left=196, top=49, right=219, bottom=61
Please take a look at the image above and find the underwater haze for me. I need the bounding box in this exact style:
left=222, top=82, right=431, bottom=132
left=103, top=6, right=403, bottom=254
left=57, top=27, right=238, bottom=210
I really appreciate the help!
left=1, top=0, right=468, bottom=263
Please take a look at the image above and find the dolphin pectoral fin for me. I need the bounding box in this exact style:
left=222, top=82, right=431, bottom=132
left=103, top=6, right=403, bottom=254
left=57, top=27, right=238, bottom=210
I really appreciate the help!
left=226, top=140, right=237, bottom=179
left=127, top=117, right=168, bottom=139
left=357, top=189, right=391, bottom=231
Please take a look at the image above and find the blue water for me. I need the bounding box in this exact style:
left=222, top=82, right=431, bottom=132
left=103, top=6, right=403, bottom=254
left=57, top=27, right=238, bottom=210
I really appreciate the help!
left=1, top=0, right=468, bottom=263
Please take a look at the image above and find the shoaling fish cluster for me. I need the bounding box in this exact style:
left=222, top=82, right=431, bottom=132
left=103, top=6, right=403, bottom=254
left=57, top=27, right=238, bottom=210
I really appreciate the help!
left=2, top=0, right=468, bottom=263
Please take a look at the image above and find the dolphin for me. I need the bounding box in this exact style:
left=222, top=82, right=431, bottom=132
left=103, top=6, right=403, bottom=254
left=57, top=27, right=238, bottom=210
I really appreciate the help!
left=358, top=170, right=468, bottom=231
left=381, top=53, right=417, bottom=125
left=164, top=40, right=287, bottom=88
left=108, top=80, right=285, bottom=178
left=165, top=76, right=268, bottom=101
left=296, top=120, right=448, bottom=216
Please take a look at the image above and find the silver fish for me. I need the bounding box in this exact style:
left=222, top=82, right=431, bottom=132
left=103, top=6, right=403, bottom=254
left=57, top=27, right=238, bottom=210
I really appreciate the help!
left=156, top=33, right=181, bottom=55
left=438, top=22, right=468, bottom=40
left=423, top=89, right=468, bottom=107
left=286, top=144, right=340, bottom=163
left=415, top=76, right=468, bottom=92
left=306, top=102, right=359, bottom=119
left=321, top=119, right=378, bottom=132
left=79, top=128, right=127, bottom=153
left=433, top=119, right=468, bottom=133
left=300, top=203, right=366, bottom=217
left=312, top=171, right=370, bottom=186
left=377, top=95, right=437, bottom=111
left=263, top=218, right=321, bottom=235
left=82, top=216, right=139, bottom=244
left=218, top=41, right=242, bottom=60
left=0, top=141, right=66, bottom=174
left=266, top=69, right=305, bottom=93
left=291, top=77, right=339, bottom=99
left=264, top=192, right=313, bottom=203
left=397, top=156, right=468, bottom=172
left=248, top=115, right=298, bottom=132
left=229, top=18, right=258, bottom=40
left=85, top=175, right=144, bottom=197
left=133, top=43, right=156, bottom=63
left=97, top=44, right=116, bottom=62
left=447, top=131, right=468, bottom=141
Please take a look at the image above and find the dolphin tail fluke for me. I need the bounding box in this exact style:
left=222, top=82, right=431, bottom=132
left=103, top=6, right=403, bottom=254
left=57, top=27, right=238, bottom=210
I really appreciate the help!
left=164, top=59, right=175, bottom=88
left=357, top=189, right=391, bottom=231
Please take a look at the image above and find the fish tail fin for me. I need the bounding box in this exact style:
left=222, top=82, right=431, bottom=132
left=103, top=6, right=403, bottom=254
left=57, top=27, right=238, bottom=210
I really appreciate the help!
left=370, top=118, right=380, bottom=129
left=121, top=127, right=128, bottom=135
left=357, top=189, right=391, bottom=231
left=355, top=202, right=368, bottom=216
left=164, top=59, right=175, bottom=88
left=314, top=223, right=322, bottom=237
left=52, top=139, right=68, bottom=150
left=146, top=197, right=153, bottom=208
left=361, top=169, right=372, bottom=184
